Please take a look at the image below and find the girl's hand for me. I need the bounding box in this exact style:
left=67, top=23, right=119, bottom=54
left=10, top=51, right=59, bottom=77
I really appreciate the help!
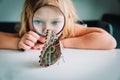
left=32, top=36, right=46, bottom=50
left=60, top=41, right=64, bottom=49
left=18, top=31, right=45, bottom=50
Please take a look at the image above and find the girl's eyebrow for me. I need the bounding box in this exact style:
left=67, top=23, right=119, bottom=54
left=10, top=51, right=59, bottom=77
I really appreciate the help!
left=53, top=17, right=63, bottom=20
left=34, top=16, right=63, bottom=20
left=33, top=16, right=41, bottom=19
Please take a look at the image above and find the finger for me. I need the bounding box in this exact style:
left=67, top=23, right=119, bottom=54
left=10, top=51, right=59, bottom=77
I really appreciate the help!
left=32, top=44, right=44, bottom=50
left=24, top=40, right=34, bottom=47
left=25, top=34, right=38, bottom=43
left=28, top=31, right=40, bottom=40
left=19, top=42, right=31, bottom=50
left=39, top=36, right=46, bottom=43
left=60, top=41, right=64, bottom=49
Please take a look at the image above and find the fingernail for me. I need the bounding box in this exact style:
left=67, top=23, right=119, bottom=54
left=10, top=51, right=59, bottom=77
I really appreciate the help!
left=31, top=47, right=34, bottom=49
left=19, top=48, right=25, bottom=51
left=37, top=48, right=41, bottom=50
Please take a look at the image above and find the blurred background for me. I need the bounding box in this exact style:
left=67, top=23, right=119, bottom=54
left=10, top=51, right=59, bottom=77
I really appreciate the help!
left=0, top=0, right=120, bottom=21
left=0, top=0, right=120, bottom=48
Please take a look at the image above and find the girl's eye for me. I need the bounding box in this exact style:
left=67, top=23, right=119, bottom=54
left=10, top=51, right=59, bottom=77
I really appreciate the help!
left=34, top=20, right=42, bottom=25
left=52, top=21, right=59, bottom=25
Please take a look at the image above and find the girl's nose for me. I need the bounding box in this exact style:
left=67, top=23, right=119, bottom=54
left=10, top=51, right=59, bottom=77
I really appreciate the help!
left=43, top=24, right=52, bottom=34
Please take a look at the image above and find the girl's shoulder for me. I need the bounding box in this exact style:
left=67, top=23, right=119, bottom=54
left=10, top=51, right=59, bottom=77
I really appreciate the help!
left=73, top=23, right=87, bottom=37
left=73, top=23, right=105, bottom=37
left=74, top=23, right=89, bottom=31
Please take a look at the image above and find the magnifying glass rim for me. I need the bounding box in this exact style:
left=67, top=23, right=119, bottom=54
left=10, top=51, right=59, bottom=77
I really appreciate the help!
left=32, top=5, right=65, bottom=37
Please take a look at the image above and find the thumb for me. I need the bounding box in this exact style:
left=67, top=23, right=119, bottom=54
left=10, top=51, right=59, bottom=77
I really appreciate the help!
left=38, top=36, right=46, bottom=44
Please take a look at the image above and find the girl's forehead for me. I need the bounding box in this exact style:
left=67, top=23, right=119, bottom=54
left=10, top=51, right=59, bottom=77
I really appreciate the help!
left=34, top=6, right=64, bottom=19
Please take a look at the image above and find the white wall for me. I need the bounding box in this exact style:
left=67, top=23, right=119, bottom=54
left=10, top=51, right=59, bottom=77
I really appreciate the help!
left=0, top=0, right=120, bottom=22
left=72, top=0, right=120, bottom=20
left=0, top=0, right=24, bottom=22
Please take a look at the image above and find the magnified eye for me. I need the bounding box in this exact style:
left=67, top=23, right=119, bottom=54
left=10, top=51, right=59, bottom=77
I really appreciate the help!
left=33, top=20, right=43, bottom=25
left=52, top=21, right=59, bottom=26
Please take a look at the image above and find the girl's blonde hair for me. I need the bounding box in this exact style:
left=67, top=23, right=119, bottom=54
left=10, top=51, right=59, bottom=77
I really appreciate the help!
left=19, top=0, right=78, bottom=39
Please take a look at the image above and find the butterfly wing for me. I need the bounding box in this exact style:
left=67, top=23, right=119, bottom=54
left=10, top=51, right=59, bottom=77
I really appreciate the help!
left=39, top=30, right=62, bottom=67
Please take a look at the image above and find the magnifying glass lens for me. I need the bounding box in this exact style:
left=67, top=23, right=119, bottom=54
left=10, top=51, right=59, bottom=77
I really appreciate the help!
left=32, top=5, right=65, bottom=37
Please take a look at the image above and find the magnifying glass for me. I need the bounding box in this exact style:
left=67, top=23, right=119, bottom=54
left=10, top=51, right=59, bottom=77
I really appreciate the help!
left=32, top=5, right=65, bottom=37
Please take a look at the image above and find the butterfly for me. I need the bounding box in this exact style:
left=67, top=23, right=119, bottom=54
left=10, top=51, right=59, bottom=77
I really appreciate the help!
left=39, top=30, right=62, bottom=67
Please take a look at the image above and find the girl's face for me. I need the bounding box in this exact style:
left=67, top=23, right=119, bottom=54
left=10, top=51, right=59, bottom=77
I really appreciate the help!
left=29, top=6, right=65, bottom=37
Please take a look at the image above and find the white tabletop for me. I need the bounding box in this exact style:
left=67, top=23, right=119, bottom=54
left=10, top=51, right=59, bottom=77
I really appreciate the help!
left=0, top=49, right=120, bottom=80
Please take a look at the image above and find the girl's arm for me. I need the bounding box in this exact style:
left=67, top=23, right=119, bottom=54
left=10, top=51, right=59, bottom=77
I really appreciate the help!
left=0, top=32, right=20, bottom=50
left=61, top=24, right=117, bottom=50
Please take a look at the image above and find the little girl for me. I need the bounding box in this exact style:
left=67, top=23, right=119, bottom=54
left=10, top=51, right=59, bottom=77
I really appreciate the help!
left=0, top=0, right=117, bottom=50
